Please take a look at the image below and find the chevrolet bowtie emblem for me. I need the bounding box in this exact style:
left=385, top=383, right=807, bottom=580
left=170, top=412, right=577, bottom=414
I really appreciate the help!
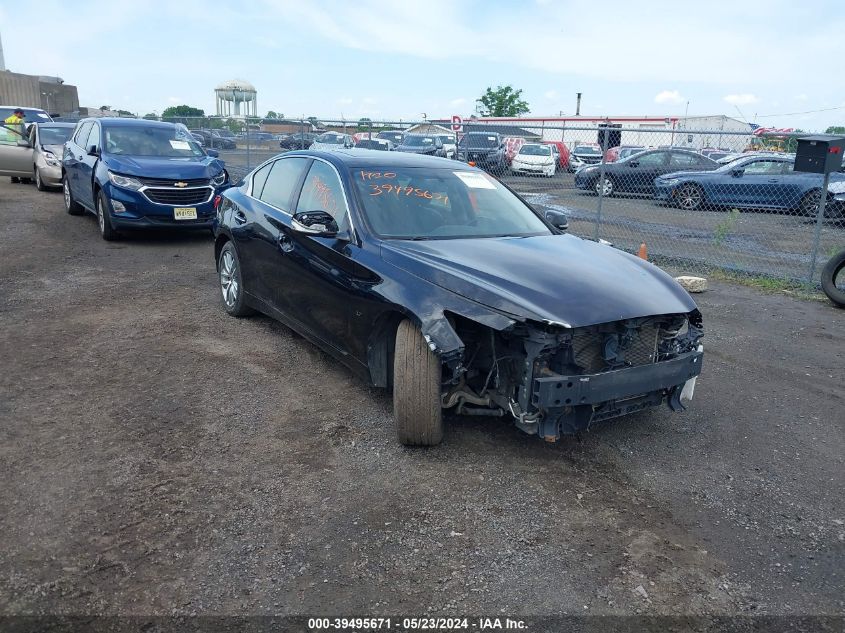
left=174, top=181, right=188, bottom=188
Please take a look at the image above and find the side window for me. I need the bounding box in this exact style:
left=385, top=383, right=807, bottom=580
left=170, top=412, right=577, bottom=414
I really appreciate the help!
left=74, top=122, right=92, bottom=147
left=86, top=124, right=100, bottom=150
left=259, top=157, right=308, bottom=210
left=669, top=152, right=699, bottom=168
left=296, top=161, right=349, bottom=231
left=635, top=152, right=666, bottom=167
left=0, top=123, right=26, bottom=146
left=251, top=162, right=273, bottom=198
left=743, top=160, right=781, bottom=175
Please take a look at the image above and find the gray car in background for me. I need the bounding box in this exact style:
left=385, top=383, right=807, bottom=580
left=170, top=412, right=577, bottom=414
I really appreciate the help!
left=30, top=122, right=75, bottom=189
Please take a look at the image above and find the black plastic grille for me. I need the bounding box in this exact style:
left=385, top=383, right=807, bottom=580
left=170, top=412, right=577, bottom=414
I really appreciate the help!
left=137, top=176, right=210, bottom=187
left=143, top=187, right=211, bottom=205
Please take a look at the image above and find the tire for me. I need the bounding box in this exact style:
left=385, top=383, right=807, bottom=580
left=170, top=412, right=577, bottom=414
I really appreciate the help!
left=676, top=183, right=704, bottom=210
left=63, top=175, right=84, bottom=215
left=217, top=241, right=255, bottom=317
left=96, top=190, right=119, bottom=241
left=799, top=189, right=821, bottom=217
left=595, top=175, right=615, bottom=196
left=35, top=167, right=48, bottom=192
left=392, top=319, right=443, bottom=446
left=821, top=249, right=845, bottom=308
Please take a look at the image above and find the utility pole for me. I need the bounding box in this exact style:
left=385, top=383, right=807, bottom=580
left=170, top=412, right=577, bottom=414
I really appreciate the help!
left=575, top=93, right=582, bottom=116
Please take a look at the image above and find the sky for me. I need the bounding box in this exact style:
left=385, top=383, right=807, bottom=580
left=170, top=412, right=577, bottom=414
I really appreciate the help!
left=1, top=0, right=843, bottom=130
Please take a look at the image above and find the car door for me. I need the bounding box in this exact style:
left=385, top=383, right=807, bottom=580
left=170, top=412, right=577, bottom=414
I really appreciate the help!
left=778, top=160, right=815, bottom=210
left=0, top=123, right=34, bottom=177
left=75, top=122, right=101, bottom=209
left=619, top=151, right=668, bottom=192
left=276, top=159, right=358, bottom=354
left=728, top=159, right=785, bottom=208
left=65, top=121, right=92, bottom=201
left=238, top=157, right=310, bottom=308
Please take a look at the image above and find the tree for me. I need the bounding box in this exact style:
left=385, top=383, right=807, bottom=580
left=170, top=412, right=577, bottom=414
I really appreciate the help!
left=476, top=85, right=529, bottom=117
left=358, top=117, right=372, bottom=130
left=115, top=109, right=134, bottom=117
left=266, top=110, right=283, bottom=120
left=99, top=105, right=111, bottom=111
left=825, top=126, right=845, bottom=135
left=143, top=113, right=158, bottom=120
left=161, top=105, right=205, bottom=119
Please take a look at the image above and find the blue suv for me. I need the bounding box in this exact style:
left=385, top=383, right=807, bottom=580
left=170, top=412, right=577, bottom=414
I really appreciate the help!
left=62, top=118, right=229, bottom=240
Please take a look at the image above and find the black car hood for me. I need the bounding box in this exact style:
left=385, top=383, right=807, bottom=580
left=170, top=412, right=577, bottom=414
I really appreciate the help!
left=380, top=234, right=696, bottom=327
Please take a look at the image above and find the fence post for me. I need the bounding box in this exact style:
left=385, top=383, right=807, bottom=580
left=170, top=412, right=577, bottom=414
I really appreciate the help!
left=807, top=171, right=831, bottom=284
left=593, top=128, right=609, bottom=241
left=245, top=117, right=251, bottom=170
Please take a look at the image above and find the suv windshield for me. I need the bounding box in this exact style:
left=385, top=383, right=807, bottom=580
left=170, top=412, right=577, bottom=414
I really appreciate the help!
left=39, top=126, right=74, bottom=145
left=353, top=167, right=551, bottom=239
left=437, top=135, right=455, bottom=145
left=519, top=144, right=551, bottom=156
left=403, top=136, right=435, bottom=147
left=103, top=125, right=205, bottom=157
left=575, top=145, right=601, bottom=155
left=459, top=134, right=500, bottom=149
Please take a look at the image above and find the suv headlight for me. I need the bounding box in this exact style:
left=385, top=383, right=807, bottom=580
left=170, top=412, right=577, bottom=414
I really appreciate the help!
left=211, top=170, right=228, bottom=187
left=107, top=171, right=143, bottom=190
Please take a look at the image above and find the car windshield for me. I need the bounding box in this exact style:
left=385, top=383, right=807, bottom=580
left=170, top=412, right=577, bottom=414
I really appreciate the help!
left=575, top=146, right=601, bottom=155
left=437, top=135, right=455, bottom=144
left=403, top=136, right=435, bottom=147
left=103, top=125, right=205, bottom=157
left=353, top=167, right=551, bottom=239
left=214, top=130, right=235, bottom=138
left=459, top=134, right=499, bottom=149
left=39, top=126, right=74, bottom=145
left=378, top=132, right=402, bottom=141
left=519, top=144, right=551, bottom=156
left=316, top=133, right=344, bottom=145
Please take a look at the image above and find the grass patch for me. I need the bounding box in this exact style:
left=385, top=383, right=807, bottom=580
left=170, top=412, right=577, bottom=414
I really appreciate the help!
left=706, top=269, right=825, bottom=300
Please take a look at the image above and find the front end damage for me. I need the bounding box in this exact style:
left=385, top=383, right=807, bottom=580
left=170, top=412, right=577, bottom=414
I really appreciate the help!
left=439, top=310, right=704, bottom=441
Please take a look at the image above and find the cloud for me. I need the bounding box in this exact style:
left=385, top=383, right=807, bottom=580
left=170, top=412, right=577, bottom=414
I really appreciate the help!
left=337, top=97, right=353, bottom=105
left=794, top=93, right=808, bottom=102
left=723, top=93, right=759, bottom=105
left=544, top=90, right=558, bottom=100
left=167, top=96, right=183, bottom=104
left=449, top=98, right=467, bottom=107
left=362, top=97, right=377, bottom=105
left=654, top=90, right=684, bottom=105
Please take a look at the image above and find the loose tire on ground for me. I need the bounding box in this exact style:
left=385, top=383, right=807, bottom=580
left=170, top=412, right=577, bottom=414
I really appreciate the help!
left=63, top=175, right=83, bottom=215
left=393, top=320, right=443, bottom=446
left=821, top=249, right=845, bottom=308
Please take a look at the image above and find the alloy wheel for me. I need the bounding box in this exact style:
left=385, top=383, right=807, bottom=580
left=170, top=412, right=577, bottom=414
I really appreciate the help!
left=595, top=176, right=613, bottom=196
left=678, top=184, right=703, bottom=210
left=801, top=190, right=821, bottom=216
left=97, top=196, right=105, bottom=234
left=63, top=180, right=71, bottom=209
left=219, top=250, right=239, bottom=308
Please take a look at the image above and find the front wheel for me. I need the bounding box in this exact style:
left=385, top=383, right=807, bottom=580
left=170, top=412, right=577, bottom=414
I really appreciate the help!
left=799, top=189, right=821, bottom=217
left=96, top=191, right=120, bottom=241
left=218, top=241, right=255, bottom=317
left=63, top=175, right=83, bottom=215
left=595, top=175, right=614, bottom=196
left=676, top=183, right=704, bottom=210
left=821, top=249, right=845, bottom=308
left=35, top=167, right=48, bottom=191
left=393, top=320, right=443, bottom=446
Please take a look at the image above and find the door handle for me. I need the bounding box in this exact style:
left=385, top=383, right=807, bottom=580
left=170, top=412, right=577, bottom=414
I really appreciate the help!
left=278, top=234, right=293, bottom=253
left=767, top=179, right=779, bottom=183
left=233, top=210, right=247, bottom=225
left=77, top=155, right=83, bottom=161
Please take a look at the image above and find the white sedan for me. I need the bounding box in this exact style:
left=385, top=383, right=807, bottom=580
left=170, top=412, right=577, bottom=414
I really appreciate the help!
left=510, top=143, right=556, bottom=177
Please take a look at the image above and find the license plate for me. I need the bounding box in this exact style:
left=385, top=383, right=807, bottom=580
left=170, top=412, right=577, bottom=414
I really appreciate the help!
left=174, top=207, right=197, bottom=220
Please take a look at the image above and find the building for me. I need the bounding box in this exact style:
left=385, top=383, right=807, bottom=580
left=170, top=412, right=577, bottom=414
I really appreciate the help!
left=466, top=115, right=753, bottom=151
left=0, top=70, right=79, bottom=116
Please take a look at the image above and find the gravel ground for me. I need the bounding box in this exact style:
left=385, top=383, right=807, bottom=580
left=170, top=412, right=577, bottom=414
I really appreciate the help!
left=0, top=178, right=843, bottom=620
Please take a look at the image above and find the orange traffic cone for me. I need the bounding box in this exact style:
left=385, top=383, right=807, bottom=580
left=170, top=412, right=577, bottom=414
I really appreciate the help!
left=637, top=242, right=648, bottom=260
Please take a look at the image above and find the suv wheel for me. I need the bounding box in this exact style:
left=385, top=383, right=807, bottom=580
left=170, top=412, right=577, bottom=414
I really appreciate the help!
left=63, top=175, right=84, bottom=215
left=96, top=191, right=120, bottom=241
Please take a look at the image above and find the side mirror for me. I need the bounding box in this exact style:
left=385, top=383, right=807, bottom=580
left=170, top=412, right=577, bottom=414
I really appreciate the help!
left=16, top=139, right=31, bottom=148
left=544, top=209, right=569, bottom=232
left=731, top=168, right=744, bottom=177
left=206, top=149, right=220, bottom=158
left=292, top=210, right=339, bottom=236
left=628, top=161, right=639, bottom=167
left=87, top=144, right=99, bottom=156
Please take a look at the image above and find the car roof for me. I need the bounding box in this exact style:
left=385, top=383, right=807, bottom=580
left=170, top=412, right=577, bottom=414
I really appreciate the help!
left=87, top=117, right=182, bottom=129
left=283, top=149, right=474, bottom=169
left=35, top=121, right=75, bottom=128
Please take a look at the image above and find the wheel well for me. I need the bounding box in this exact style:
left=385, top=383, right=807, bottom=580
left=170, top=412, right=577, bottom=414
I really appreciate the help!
left=366, top=310, right=408, bottom=389
left=214, top=234, right=230, bottom=270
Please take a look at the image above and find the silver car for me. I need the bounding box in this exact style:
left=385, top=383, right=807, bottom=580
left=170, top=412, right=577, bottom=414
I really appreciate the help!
left=30, top=122, right=75, bottom=190
left=310, top=132, right=354, bottom=151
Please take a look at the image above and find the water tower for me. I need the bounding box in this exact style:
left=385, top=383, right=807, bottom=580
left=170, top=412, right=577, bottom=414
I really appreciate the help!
left=215, top=79, right=257, bottom=117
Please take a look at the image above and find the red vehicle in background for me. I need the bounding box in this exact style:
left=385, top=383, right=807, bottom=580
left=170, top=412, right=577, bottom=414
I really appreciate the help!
left=502, top=137, right=526, bottom=164
left=542, top=140, right=572, bottom=170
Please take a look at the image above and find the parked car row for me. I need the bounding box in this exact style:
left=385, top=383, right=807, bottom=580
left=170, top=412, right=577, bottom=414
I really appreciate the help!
left=573, top=147, right=843, bottom=217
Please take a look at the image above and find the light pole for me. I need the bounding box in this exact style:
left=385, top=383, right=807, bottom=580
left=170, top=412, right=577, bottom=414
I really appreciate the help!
left=41, top=92, right=51, bottom=114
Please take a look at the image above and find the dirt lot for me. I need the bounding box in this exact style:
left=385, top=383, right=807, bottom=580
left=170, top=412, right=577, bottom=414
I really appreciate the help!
left=1, top=178, right=843, bottom=620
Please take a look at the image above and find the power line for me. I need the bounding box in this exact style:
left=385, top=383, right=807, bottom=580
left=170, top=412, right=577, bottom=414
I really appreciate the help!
left=754, top=105, right=845, bottom=118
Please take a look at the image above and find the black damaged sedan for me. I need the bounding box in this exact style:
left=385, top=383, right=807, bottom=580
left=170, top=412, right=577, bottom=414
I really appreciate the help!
left=213, top=150, right=703, bottom=446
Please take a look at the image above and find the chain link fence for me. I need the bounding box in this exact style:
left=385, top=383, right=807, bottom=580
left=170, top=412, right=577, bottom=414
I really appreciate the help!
left=146, top=115, right=844, bottom=285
